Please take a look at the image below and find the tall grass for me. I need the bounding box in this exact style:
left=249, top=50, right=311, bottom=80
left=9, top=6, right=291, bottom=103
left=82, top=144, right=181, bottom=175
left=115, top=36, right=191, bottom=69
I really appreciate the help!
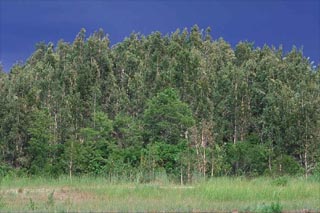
left=0, top=175, right=319, bottom=212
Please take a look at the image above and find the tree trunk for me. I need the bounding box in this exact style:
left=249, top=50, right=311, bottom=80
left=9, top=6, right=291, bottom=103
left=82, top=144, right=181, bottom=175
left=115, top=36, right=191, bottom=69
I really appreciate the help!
left=268, top=144, right=273, bottom=172
left=187, top=161, right=191, bottom=184
left=69, top=140, right=73, bottom=181
left=240, top=97, right=245, bottom=141
left=304, top=143, right=308, bottom=179
left=93, top=91, right=96, bottom=128
left=211, top=151, right=214, bottom=177
left=195, top=143, right=201, bottom=173
left=234, top=82, right=238, bottom=144
left=180, top=166, right=183, bottom=185
left=203, top=147, right=206, bottom=178
left=54, top=112, right=58, bottom=144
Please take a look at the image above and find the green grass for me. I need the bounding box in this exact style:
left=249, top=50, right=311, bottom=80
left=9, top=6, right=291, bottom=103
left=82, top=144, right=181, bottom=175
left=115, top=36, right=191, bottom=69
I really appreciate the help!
left=0, top=176, right=319, bottom=212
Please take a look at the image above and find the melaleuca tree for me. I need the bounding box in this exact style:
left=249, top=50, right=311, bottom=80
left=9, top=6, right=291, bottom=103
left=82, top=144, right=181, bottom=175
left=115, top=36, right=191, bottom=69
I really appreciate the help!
left=70, top=29, right=93, bottom=127
left=282, top=50, right=320, bottom=177
left=172, top=32, right=202, bottom=103
left=234, top=42, right=256, bottom=142
left=295, top=71, right=320, bottom=177
left=207, top=39, right=236, bottom=144
left=86, top=29, right=112, bottom=117
left=127, top=71, right=146, bottom=116
left=78, top=111, right=113, bottom=175
left=144, top=88, right=194, bottom=144
left=143, top=31, right=169, bottom=96
left=27, top=109, right=56, bottom=175
left=0, top=66, right=8, bottom=170
left=252, top=46, right=282, bottom=173
left=51, top=40, right=74, bottom=144
left=1, top=64, right=33, bottom=169
left=143, top=88, right=195, bottom=179
left=112, top=33, right=149, bottom=117
left=113, top=113, right=143, bottom=168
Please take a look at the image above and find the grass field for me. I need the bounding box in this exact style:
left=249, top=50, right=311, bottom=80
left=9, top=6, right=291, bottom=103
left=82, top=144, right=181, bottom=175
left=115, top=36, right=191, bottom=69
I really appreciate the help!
left=0, top=176, right=319, bottom=212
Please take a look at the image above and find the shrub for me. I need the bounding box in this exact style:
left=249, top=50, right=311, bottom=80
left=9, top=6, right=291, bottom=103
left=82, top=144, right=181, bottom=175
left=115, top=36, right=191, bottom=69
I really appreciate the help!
left=271, top=155, right=303, bottom=176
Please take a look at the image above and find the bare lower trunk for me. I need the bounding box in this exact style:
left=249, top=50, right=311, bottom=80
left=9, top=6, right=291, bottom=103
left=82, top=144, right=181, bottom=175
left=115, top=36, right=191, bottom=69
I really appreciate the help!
left=233, top=82, right=238, bottom=144
left=304, top=144, right=308, bottom=179
left=69, top=140, right=73, bottom=181
left=69, top=160, right=72, bottom=181
left=268, top=145, right=272, bottom=172
left=304, top=119, right=309, bottom=179
left=268, top=154, right=272, bottom=172
left=187, top=161, right=191, bottom=184
left=195, top=143, right=201, bottom=173
left=93, top=92, right=96, bottom=128
left=233, top=123, right=237, bottom=144
left=54, top=112, right=58, bottom=144
left=203, top=148, right=206, bottom=178
left=180, top=166, right=183, bottom=185
left=153, top=159, right=155, bottom=181
left=201, top=130, right=207, bottom=178
left=211, top=151, right=214, bottom=177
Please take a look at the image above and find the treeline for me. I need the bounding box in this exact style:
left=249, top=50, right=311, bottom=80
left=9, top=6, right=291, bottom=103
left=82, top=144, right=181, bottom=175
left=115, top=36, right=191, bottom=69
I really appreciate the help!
left=0, top=26, right=319, bottom=182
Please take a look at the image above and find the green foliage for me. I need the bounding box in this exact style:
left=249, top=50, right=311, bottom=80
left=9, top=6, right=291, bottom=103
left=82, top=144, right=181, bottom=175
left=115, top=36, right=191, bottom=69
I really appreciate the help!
left=27, top=109, right=56, bottom=175
left=78, top=111, right=113, bottom=175
left=0, top=163, right=12, bottom=177
left=271, top=155, right=304, bottom=176
left=144, top=141, right=187, bottom=179
left=143, top=88, right=195, bottom=145
left=226, top=137, right=269, bottom=176
left=311, top=163, right=320, bottom=181
left=113, top=113, right=143, bottom=167
left=0, top=26, right=318, bottom=179
left=142, top=88, right=194, bottom=179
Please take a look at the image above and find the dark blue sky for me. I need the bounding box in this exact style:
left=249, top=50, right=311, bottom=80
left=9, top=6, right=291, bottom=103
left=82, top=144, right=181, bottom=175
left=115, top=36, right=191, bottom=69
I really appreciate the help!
left=0, top=0, right=319, bottom=72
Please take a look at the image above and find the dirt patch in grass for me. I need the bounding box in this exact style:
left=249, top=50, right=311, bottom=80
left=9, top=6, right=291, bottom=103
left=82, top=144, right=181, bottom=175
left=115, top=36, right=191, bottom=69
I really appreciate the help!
left=55, top=187, right=97, bottom=202
left=1, top=186, right=98, bottom=206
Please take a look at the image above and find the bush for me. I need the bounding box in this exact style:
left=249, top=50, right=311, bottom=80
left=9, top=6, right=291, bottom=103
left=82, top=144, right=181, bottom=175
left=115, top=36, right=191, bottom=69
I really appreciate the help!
left=0, top=163, right=12, bottom=177
left=226, top=138, right=269, bottom=176
left=271, top=155, right=303, bottom=176
left=310, top=163, right=320, bottom=182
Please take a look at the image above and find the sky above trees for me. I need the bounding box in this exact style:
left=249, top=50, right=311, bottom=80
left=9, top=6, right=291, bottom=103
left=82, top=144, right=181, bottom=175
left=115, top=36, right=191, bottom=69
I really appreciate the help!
left=0, top=0, right=319, bottom=72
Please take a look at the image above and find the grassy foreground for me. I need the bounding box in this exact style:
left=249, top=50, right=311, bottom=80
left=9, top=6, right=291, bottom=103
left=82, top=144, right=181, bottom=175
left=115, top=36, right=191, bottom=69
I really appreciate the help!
left=0, top=176, right=319, bottom=212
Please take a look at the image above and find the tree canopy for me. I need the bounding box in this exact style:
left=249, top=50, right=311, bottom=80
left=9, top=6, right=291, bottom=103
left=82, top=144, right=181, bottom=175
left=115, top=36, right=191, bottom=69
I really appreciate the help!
left=0, top=26, right=319, bottom=181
